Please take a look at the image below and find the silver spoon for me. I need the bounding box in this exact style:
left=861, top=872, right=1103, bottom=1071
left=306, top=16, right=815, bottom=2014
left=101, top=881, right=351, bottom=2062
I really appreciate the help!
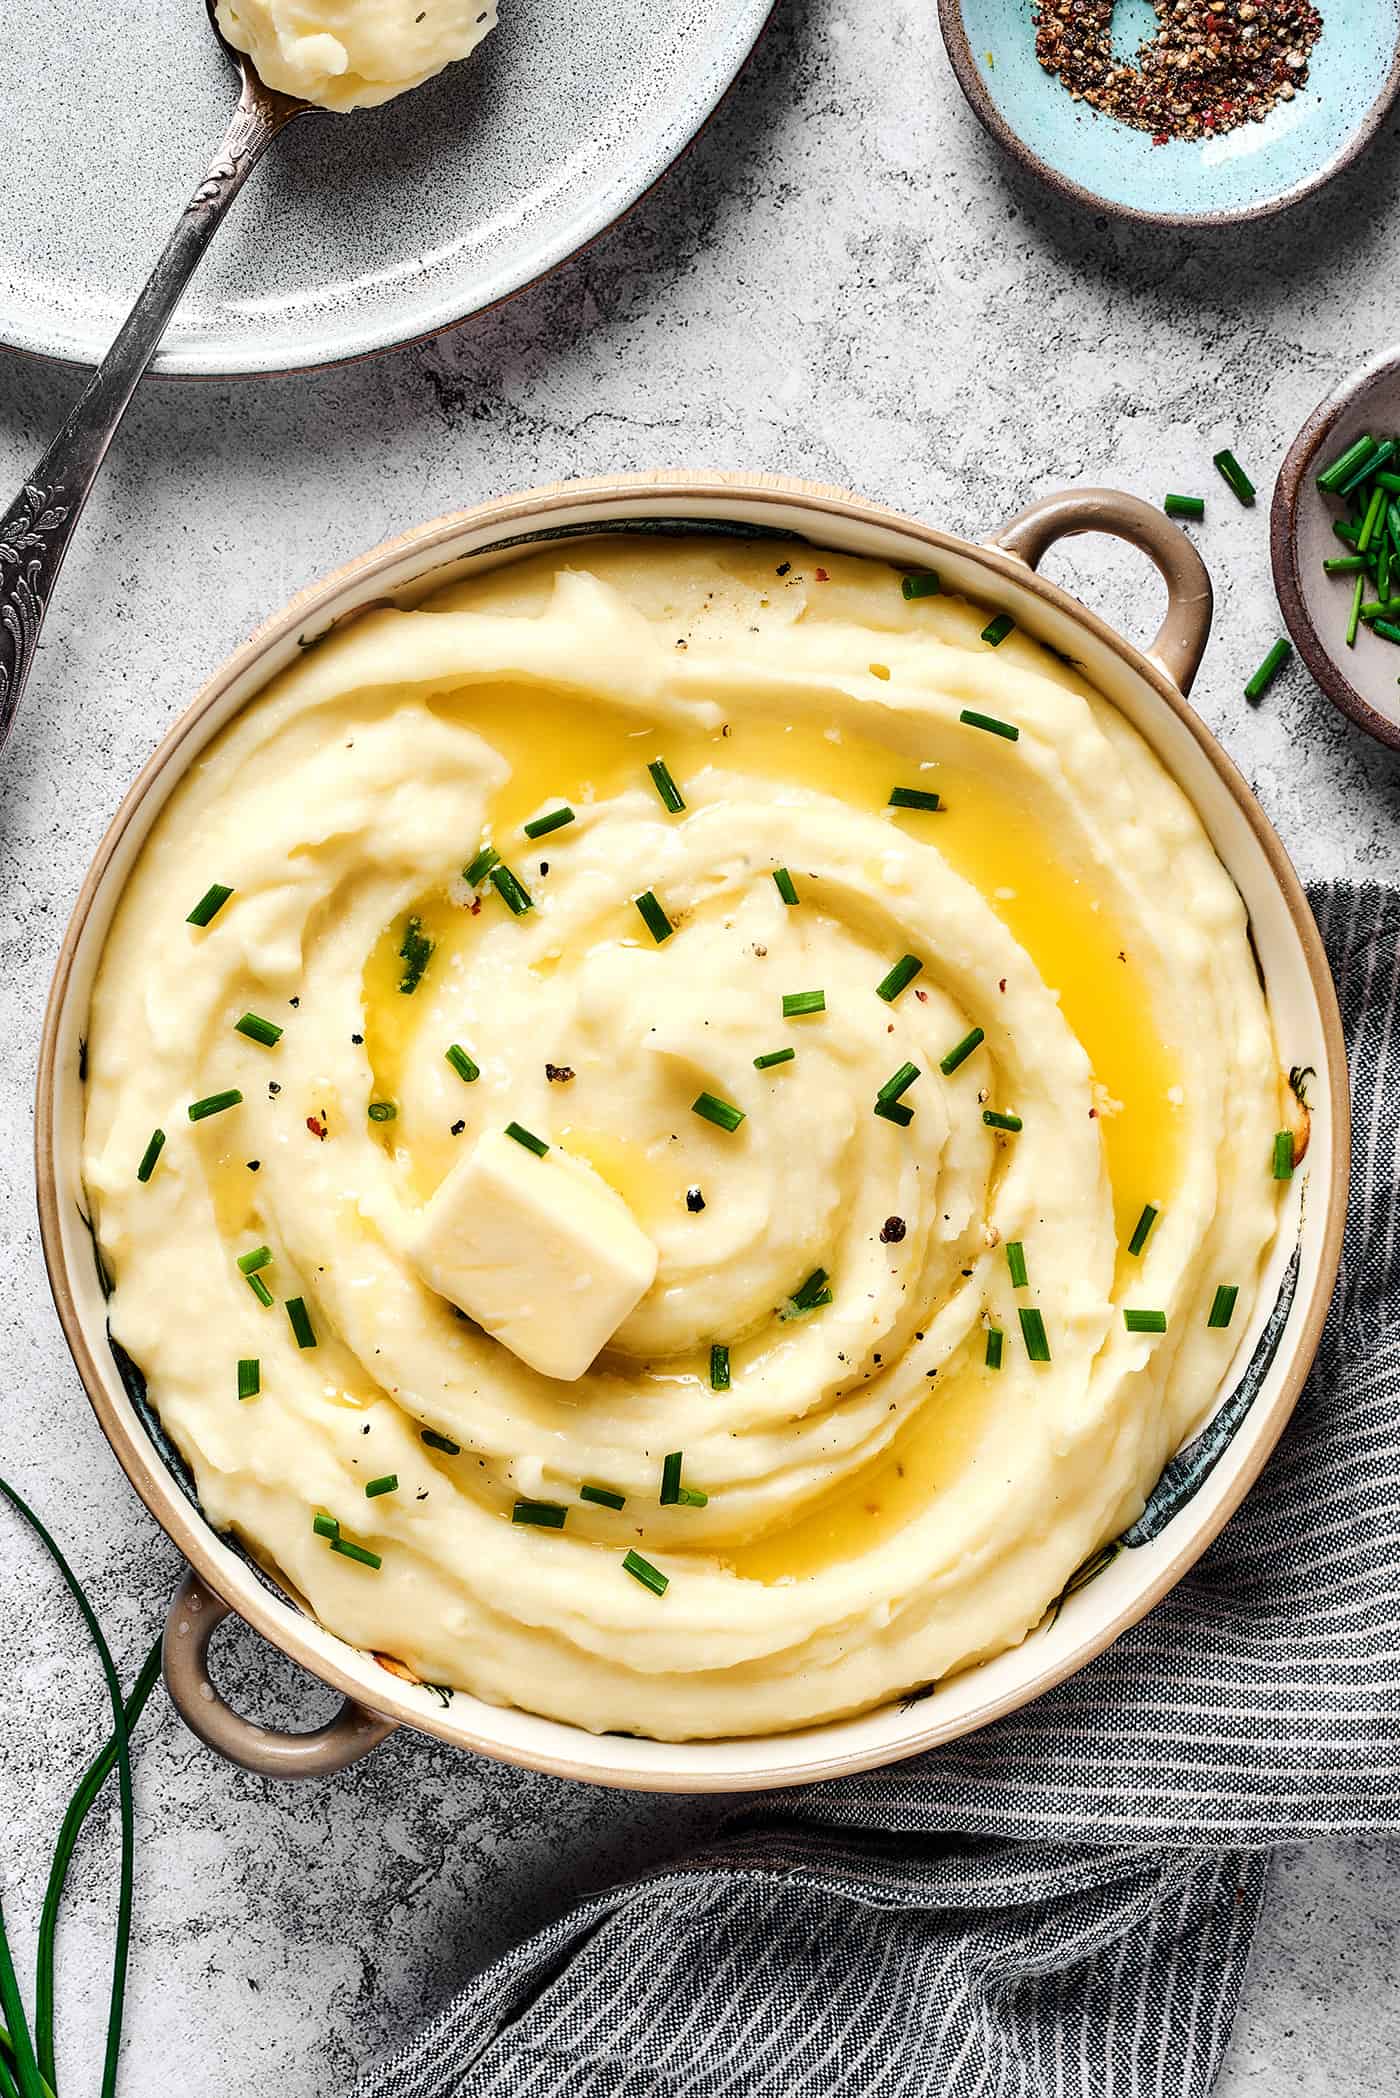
left=0, top=8, right=312, bottom=759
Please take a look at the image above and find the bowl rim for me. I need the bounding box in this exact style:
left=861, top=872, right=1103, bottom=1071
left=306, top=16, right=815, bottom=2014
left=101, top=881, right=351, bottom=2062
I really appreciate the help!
left=35, top=469, right=1350, bottom=1789
left=937, top=0, right=1400, bottom=231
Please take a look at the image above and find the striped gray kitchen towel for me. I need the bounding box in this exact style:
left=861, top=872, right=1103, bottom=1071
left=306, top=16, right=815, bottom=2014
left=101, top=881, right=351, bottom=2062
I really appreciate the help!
left=360, top=880, right=1398, bottom=2098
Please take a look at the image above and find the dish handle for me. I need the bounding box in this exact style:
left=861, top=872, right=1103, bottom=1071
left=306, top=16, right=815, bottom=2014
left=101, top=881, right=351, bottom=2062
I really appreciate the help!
left=163, top=1570, right=398, bottom=1777
left=986, top=487, right=1213, bottom=696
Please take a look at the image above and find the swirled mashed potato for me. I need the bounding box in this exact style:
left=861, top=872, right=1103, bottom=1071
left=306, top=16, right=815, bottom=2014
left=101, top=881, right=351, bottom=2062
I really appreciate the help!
left=213, top=0, right=496, bottom=110
left=83, top=539, right=1285, bottom=1739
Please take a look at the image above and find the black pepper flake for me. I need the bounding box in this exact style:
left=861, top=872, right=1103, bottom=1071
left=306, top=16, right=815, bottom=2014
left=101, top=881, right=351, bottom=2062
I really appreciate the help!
left=451, top=1119, right=466, bottom=1136
left=880, top=1216, right=907, bottom=1244
left=776, top=561, right=791, bottom=576
left=246, top=1160, right=260, bottom=1172
left=289, top=997, right=300, bottom=1008
left=268, top=1081, right=281, bottom=1096
left=686, top=1186, right=706, bottom=1213
left=352, top=1033, right=364, bottom=1044
left=545, top=1063, right=574, bottom=1083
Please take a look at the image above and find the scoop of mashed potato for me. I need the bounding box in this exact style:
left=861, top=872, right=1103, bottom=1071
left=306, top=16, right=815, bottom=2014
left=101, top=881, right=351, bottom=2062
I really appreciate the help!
left=214, top=0, right=497, bottom=110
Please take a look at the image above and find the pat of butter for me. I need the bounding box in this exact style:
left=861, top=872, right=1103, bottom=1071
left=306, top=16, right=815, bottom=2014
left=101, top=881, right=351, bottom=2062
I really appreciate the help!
left=407, top=1130, right=658, bottom=1381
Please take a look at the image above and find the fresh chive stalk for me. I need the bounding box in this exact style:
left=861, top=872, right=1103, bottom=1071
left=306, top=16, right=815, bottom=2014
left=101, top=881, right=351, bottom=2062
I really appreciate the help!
left=1316, top=433, right=1375, bottom=492
left=512, top=1500, right=567, bottom=1529
left=445, top=1043, right=480, bottom=1084
left=1272, top=1129, right=1295, bottom=1179
left=245, top=1272, right=273, bottom=1307
left=1128, top=1204, right=1158, bottom=1257
left=772, top=868, right=799, bottom=905
left=1213, top=448, right=1255, bottom=506
left=981, top=612, right=1015, bottom=647
left=634, top=890, right=674, bottom=943
left=888, top=786, right=941, bottom=811
left=398, top=914, right=434, bottom=992
left=523, top=806, right=575, bottom=840
left=789, top=1268, right=832, bottom=1312
left=1123, top=1308, right=1167, bottom=1334
left=622, top=1548, right=668, bottom=1596
left=647, top=759, right=686, bottom=814
left=1019, top=1307, right=1051, bottom=1362
left=505, top=1121, right=548, bottom=1156
left=1347, top=575, right=1365, bottom=649
left=136, top=1129, right=165, bottom=1184
left=1006, top=1240, right=1028, bottom=1288
left=874, top=1098, right=914, bottom=1126
left=237, top=1359, right=260, bottom=1401
left=188, top=1089, right=242, bottom=1122
left=580, top=1483, right=627, bottom=1510
left=782, top=989, right=826, bottom=1017
left=464, top=844, right=500, bottom=886
left=1207, top=1284, right=1239, bottom=1329
left=985, top=1326, right=1004, bottom=1371
left=1163, top=494, right=1204, bottom=520
left=710, top=1343, right=731, bottom=1391
left=960, top=708, right=1019, bottom=741
left=940, top=1026, right=984, bottom=1075
left=982, top=1109, right=1022, bottom=1132
left=754, top=1048, right=795, bottom=1070
left=285, top=1297, right=317, bottom=1348
left=489, top=865, right=533, bottom=916
left=237, top=1245, right=272, bottom=1275
left=421, top=1428, right=461, bottom=1455
left=367, top=1101, right=397, bottom=1123
left=312, top=1511, right=339, bottom=1540
left=692, top=1092, right=745, bottom=1132
left=365, top=1474, right=398, bottom=1498
left=901, top=570, right=942, bottom=599
left=877, top=1062, right=920, bottom=1105
left=330, top=1537, right=382, bottom=1569
left=234, top=1012, right=283, bottom=1048
left=186, top=883, right=233, bottom=927
left=1245, top=640, right=1291, bottom=702
left=876, top=954, right=923, bottom=1002
left=659, top=1452, right=684, bottom=1505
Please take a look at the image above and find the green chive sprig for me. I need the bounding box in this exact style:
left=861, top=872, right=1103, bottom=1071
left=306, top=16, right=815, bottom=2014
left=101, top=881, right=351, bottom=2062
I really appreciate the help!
left=692, top=1092, right=744, bottom=1132
left=285, top=1297, right=316, bottom=1349
left=580, top=1482, right=627, bottom=1510
left=874, top=1098, right=913, bottom=1126
left=876, top=954, right=923, bottom=1002
left=1163, top=494, right=1204, bottom=520
left=980, top=612, right=1015, bottom=648
left=647, top=759, right=686, bottom=814
left=237, top=1358, right=260, bottom=1401
left=421, top=1428, right=461, bottom=1455
left=888, top=786, right=941, bottom=812
left=877, top=1062, right=920, bottom=1106
left=505, top=1121, right=548, bottom=1157
left=523, top=806, right=575, bottom=840
left=634, top=890, right=674, bottom=944
left=1019, top=1307, right=1051, bottom=1363
left=187, top=883, right=233, bottom=927
left=623, top=1549, right=668, bottom=1596
left=1207, top=1284, right=1239, bottom=1329
left=445, top=1043, right=480, bottom=1084
left=960, top=708, right=1019, bottom=742
left=1213, top=448, right=1255, bottom=506
left=982, top=1109, right=1022, bottom=1132
left=940, top=1026, right=984, bottom=1075
left=710, top=1343, right=731, bottom=1390
left=513, top=1500, right=567, bottom=1528
left=901, top=570, right=941, bottom=599
left=136, top=1129, right=165, bottom=1184
left=782, top=989, right=825, bottom=1018
left=788, top=1267, right=832, bottom=1313
left=1006, top=1240, right=1028, bottom=1289
left=985, top=1327, right=1004, bottom=1371
left=234, top=1012, right=282, bottom=1048
left=772, top=868, right=799, bottom=905
left=368, top=1101, right=397, bottom=1122
left=489, top=865, right=533, bottom=916
left=237, top=1245, right=272, bottom=1276
left=398, top=914, right=434, bottom=992
left=330, top=1537, right=382, bottom=1570
left=1123, top=1309, right=1167, bottom=1334
left=1128, top=1204, right=1159, bottom=1257
left=754, top=1047, right=795, bottom=1070
left=464, top=843, right=500, bottom=886
left=365, top=1475, right=398, bottom=1498
left=1272, top=1129, right=1295, bottom=1179
left=188, top=1089, right=242, bottom=1122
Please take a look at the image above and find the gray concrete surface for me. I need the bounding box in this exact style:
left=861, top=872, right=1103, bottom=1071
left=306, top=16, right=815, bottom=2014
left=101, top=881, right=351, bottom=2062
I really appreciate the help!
left=2, top=1, right=1399, bottom=2090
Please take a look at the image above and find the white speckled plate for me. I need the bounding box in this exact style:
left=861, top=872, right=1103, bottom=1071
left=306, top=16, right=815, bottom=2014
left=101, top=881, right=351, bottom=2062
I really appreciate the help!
left=0, top=0, right=774, bottom=378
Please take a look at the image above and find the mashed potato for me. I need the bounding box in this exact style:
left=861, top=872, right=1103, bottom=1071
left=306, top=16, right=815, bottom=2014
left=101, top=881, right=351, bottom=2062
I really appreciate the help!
left=214, top=0, right=497, bottom=110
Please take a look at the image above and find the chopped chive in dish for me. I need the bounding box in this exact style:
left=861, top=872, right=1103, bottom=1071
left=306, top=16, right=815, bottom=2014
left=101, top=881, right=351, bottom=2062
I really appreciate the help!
left=1213, top=448, right=1255, bottom=506
left=245, top=1272, right=273, bottom=1307
left=789, top=1267, right=832, bottom=1313
left=234, top=1012, right=283, bottom=1048
left=505, top=1121, right=548, bottom=1157
left=188, top=1089, right=242, bottom=1122
left=312, top=1511, right=339, bottom=1540
left=710, top=1343, right=731, bottom=1391
left=939, top=1026, right=984, bottom=1076
left=659, top=1452, right=684, bottom=1505
left=692, top=1092, right=745, bottom=1133
left=580, top=1482, right=627, bottom=1510
left=754, top=1047, right=795, bottom=1070
left=876, top=954, right=923, bottom=1003
left=464, top=843, right=500, bottom=886
left=136, top=1128, right=165, bottom=1183
left=1123, top=1308, right=1167, bottom=1334
left=285, top=1297, right=317, bottom=1349
left=1346, top=575, right=1365, bottom=648
left=367, top=1100, right=397, bottom=1122
left=634, top=889, right=674, bottom=944
left=512, top=1500, right=568, bottom=1529
left=237, top=1245, right=272, bottom=1275
left=1323, top=555, right=1367, bottom=575
left=888, top=786, right=941, bottom=812
left=982, top=1108, right=1022, bottom=1132
left=489, top=864, right=533, bottom=916
left=782, top=989, right=825, bottom=1018
left=1207, top=1284, right=1239, bottom=1329
left=330, top=1537, right=382, bottom=1570
left=772, top=868, right=800, bottom=905
left=959, top=708, right=1019, bottom=742
left=365, top=1474, right=398, bottom=1499
left=980, top=612, right=1015, bottom=648
left=1272, top=1129, right=1295, bottom=1179
left=873, top=1097, right=914, bottom=1126
left=1127, top=1204, right=1159, bottom=1257
left=1006, top=1240, right=1028, bottom=1289
left=1317, top=433, right=1377, bottom=492
left=623, top=1548, right=668, bottom=1596
left=445, top=1043, right=480, bottom=1084
left=985, top=1326, right=1004, bottom=1371
left=877, top=1062, right=920, bottom=1106
left=901, top=570, right=942, bottom=599
left=398, top=914, right=434, bottom=992
left=1019, top=1307, right=1051, bottom=1363
left=647, top=759, right=686, bottom=813
left=421, top=1428, right=461, bottom=1455
left=237, top=1358, right=260, bottom=1402
left=1163, top=494, right=1204, bottom=520
left=186, top=882, right=233, bottom=927
left=523, top=805, right=575, bottom=840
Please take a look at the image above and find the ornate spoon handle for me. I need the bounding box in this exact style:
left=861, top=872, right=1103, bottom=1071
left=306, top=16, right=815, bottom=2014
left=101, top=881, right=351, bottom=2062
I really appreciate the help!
left=0, top=76, right=303, bottom=759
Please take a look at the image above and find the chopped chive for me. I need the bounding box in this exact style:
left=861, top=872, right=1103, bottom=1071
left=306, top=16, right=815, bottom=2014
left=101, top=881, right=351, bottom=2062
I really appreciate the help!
left=330, top=1537, right=382, bottom=1569
left=877, top=1061, right=920, bottom=1105
left=985, top=1326, right=1004, bottom=1371
left=1323, top=555, right=1368, bottom=574
left=676, top=1485, right=709, bottom=1507
left=940, top=1026, right=984, bottom=1075
left=874, top=1097, right=914, bottom=1126
left=1272, top=1129, right=1295, bottom=1180
left=1213, top=448, right=1255, bottom=506
left=1332, top=518, right=1362, bottom=546
left=489, top=864, right=533, bottom=916
left=136, top=1128, right=166, bottom=1183
left=634, top=890, right=674, bottom=944
left=622, top=1548, right=668, bottom=1596
left=398, top=914, right=434, bottom=992
left=647, top=759, right=686, bottom=814
left=580, top=1482, right=627, bottom=1510
left=1347, top=575, right=1365, bottom=648
left=1163, top=494, right=1204, bottom=520
left=710, top=1343, right=731, bottom=1390
left=1127, top=1203, right=1158, bottom=1257
left=1123, top=1308, right=1167, bottom=1334
left=1377, top=471, right=1400, bottom=496
left=692, top=1092, right=745, bottom=1133
left=237, top=1244, right=272, bottom=1275
left=1316, top=433, right=1375, bottom=492
left=959, top=708, right=1019, bottom=741
left=234, top=1012, right=283, bottom=1048
left=1019, top=1306, right=1051, bottom=1363
left=659, top=1451, right=684, bottom=1505
left=772, top=868, right=799, bottom=906
left=980, top=612, right=1015, bottom=647
left=512, top=1500, right=567, bottom=1528
left=901, top=570, right=942, bottom=599
left=754, top=1047, right=795, bottom=1070
left=421, top=1428, right=461, bottom=1455
left=188, top=1089, right=242, bottom=1122
left=1375, top=618, right=1400, bottom=646
left=888, top=786, right=942, bottom=812
left=982, top=1108, right=1022, bottom=1132
left=365, top=1474, right=398, bottom=1498
left=1387, top=501, right=1400, bottom=552
left=523, top=805, right=575, bottom=840
left=1245, top=639, right=1292, bottom=703
left=445, top=1043, right=480, bottom=1084
left=237, top=1358, right=260, bottom=1401
left=876, top=954, right=923, bottom=1002
left=246, top=1272, right=273, bottom=1307
left=1358, top=484, right=1388, bottom=554
left=1006, top=1240, right=1028, bottom=1288
left=505, top=1121, right=548, bottom=1157
left=285, top=1297, right=317, bottom=1348
left=367, top=1101, right=397, bottom=1123
left=1207, top=1284, right=1239, bottom=1330
left=464, top=843, right=500, bottom=886
left=312, top=1512, right=339, bottom=1540
left=789, top=1267, right=831, bottom=1312
left=1341, top=437, right=1397, bottom=495
left=186, top=883, right=233, bottom=927
left=782, top=989, right=826, bottom=1018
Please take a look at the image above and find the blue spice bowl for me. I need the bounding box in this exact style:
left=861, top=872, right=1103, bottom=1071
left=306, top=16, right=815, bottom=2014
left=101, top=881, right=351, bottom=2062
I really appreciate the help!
left=939, top=0, right=1400, bottom=227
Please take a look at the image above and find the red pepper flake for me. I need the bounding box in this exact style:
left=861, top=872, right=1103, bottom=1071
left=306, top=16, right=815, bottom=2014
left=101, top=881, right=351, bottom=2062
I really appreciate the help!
left=307, top=1114, right=328, bottom=1140
left=813, top=567, right=830, bottom=583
